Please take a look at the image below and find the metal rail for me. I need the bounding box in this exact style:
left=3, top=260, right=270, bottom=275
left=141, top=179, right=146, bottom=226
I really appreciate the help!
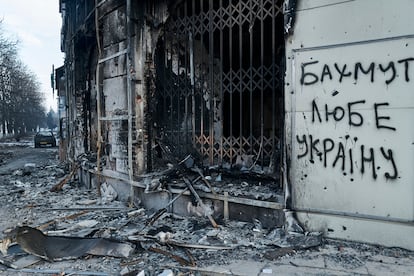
left=126, top=0, right=134, bottom=205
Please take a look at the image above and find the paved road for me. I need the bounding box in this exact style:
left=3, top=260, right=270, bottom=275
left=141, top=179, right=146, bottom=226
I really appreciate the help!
left=0, top=141, right=57, bottom=175
left=0, top=139, right=59, bottom=235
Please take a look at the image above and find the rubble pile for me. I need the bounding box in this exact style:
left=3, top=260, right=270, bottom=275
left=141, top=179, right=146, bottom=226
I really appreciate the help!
left=0, top=149, right=314, bottom=275
left=0, top=150, right=12, bottom=166
left=0, top=145, right=413, bottom=275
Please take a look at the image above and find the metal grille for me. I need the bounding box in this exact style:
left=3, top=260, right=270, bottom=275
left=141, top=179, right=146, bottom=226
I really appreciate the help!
left=154, top=0, right=284, bottom=172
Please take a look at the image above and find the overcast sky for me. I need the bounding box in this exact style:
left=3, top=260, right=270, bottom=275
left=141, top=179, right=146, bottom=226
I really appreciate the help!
left=0, top=0, right=64, bottom=111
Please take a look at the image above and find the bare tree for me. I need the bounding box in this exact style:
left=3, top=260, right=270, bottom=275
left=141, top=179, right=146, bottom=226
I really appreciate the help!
left=0, top=20, right=18, bottom=134
left=0, top=20, right=46, bottom=136
left=9, top=62, right=45, bottom=134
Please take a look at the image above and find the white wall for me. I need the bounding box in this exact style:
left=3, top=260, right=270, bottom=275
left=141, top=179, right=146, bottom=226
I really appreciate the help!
left=285, top=0, right=414, bottom=249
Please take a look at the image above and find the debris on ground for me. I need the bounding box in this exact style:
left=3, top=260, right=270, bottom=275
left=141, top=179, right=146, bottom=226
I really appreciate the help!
left=3, top=226, right=134, bottom=261
left=0, top=141, right=413, bottom=275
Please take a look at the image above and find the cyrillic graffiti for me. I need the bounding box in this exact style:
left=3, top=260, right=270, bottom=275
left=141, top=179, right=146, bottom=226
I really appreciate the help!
left=296, top=134, right=398, bottom=180
left=295, top=51, right=409, bottom=181
left=311, top=99, right=396, bottom=131
left=297, top=95, right=400, bottom=181
left=300, top=58, right=414, bottom=85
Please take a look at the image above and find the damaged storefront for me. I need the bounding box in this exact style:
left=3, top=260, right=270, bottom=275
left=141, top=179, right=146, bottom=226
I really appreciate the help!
left=58, top=0, right=286, bottom=230
left=57, top=0, right=414, bottom=252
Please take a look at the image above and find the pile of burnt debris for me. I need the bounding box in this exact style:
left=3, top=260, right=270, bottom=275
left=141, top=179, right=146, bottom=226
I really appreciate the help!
left=0, top=150, right=325, bottom=275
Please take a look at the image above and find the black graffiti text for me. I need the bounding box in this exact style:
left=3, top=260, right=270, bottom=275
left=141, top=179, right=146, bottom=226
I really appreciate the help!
left=312, top=99, right=397, bottom=131
left=300, top=58, right=414, bottom=85
left=296, top=134, right=398, bottom=180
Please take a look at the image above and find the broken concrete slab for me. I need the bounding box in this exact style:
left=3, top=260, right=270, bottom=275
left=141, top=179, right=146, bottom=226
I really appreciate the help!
left=6, top=254, right=42, bottom=269
left=0, top=243, right=42, bottom=269
left=100, top=182, right=118, bottom=203
left=263, top=247, right=296, bottom=260
left=273, top=232, right=323, bottom=250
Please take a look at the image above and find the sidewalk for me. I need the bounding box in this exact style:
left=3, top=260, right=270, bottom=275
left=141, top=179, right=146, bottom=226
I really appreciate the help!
left=196, top=239, right=414, bottom=276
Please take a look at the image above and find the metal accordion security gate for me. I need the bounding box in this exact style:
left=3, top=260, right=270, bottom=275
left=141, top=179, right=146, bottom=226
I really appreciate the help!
left=154, top=0, right=284, bottom=173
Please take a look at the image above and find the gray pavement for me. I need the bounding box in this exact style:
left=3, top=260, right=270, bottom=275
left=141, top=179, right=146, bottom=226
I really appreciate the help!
left=190, top=240, right=414, bottom=275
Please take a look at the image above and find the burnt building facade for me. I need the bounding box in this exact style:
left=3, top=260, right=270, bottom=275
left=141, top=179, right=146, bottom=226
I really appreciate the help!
left=58, top=0, right=286, bottom=226
left=59, top=0, right=285, bottom=175
left=59, top=0, right=414, bottom=250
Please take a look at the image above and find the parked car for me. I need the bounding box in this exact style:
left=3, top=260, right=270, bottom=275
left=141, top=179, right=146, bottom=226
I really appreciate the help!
left=34, top=131, right=56, bottom=148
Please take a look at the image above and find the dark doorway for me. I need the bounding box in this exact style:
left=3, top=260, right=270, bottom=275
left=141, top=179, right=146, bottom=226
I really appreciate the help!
left=154, top=0, right=285, bottom=174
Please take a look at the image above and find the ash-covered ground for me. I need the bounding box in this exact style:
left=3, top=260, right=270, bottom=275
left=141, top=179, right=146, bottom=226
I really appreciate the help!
left=0, top=137, right=413, bottom=276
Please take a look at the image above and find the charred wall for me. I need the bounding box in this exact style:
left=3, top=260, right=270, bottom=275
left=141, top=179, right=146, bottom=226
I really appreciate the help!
left=152, top=0, right=285, bottom=177
left=59, top=0, right=286, bottom=230
left=60, top=0, right=135, bottom=173
left=60, top=0, right=285, bottom=181
left=60, top=0, right=98, bottom=160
